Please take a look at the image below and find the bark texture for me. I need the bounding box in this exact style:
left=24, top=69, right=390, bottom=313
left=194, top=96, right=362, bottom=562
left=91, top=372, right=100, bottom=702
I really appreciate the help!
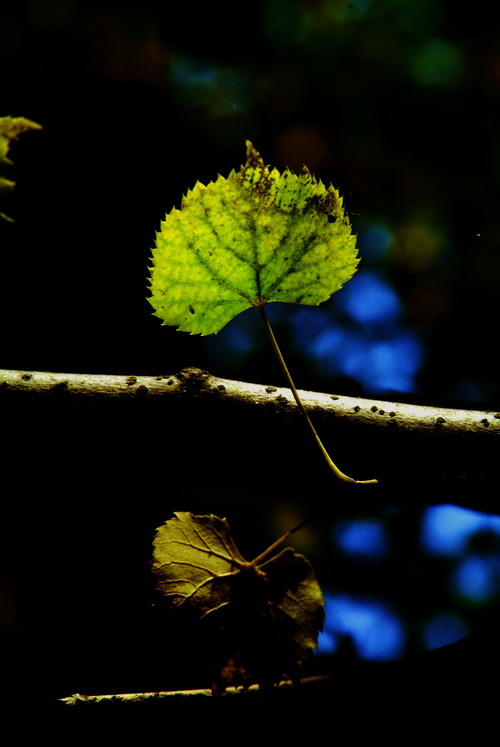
left=1, top=367, right=499, bottom=437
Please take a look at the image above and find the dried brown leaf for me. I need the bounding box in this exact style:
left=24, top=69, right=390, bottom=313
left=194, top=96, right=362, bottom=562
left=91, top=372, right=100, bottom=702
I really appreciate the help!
left=152, top=512, right=325, bottom=692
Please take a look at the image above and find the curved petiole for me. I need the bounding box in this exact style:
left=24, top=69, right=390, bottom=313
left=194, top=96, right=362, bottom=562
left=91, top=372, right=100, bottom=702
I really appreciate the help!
left=257, top=304, right=378, bottom=486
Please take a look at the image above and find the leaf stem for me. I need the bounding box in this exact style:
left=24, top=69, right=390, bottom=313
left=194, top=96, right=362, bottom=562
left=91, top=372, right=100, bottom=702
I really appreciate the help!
left=257, top=304, right=377, bottom=486
left=250, top=519, right=309, bottom=567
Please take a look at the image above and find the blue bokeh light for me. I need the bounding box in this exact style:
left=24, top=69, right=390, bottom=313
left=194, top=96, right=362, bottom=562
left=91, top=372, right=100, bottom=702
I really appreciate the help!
left=217, top=320, right=255, bottom=355
left=421, top=505, right=500, bottom=556
left=289, top=269, right=423, bottom=395
left=318, top=593, right=405, bottom=661
left=421, top=612, right=469, bottom=650
left=202, top=307, right=260, bottom=366
left=309, top=326, right=422, bottom=393
left=451, top=379, right=485, bottom=404
left=336, top=270, right=402, bottom=328
left=290, top=307, right=331, bottom=347
left=170, top=58, right=218, bottom=89
left=451, top=556, right=498, bottom=602
left=316, top=629, right=337, bottom=654
left=170, top=57, right=251, bottom=114
left=357, top=223, right=393, bottom=261
left=333, top=519, right=389, bottom=559
left=357, top=333, right=422, bottom=392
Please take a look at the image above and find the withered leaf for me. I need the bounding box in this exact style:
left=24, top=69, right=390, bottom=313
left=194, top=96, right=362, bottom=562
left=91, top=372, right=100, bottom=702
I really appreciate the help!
left=152, top=512, right=325, bottom=692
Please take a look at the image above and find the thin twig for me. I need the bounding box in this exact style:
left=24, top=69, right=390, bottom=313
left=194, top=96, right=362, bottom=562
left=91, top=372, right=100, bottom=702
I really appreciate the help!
left=59, top=675, right=331, bottom=705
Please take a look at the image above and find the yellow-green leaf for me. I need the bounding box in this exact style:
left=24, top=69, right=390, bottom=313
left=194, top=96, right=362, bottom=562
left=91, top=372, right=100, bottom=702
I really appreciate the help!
left=0, top=176, right=16, bottom=194
left=0, top=116, right=42, bottom=222
left=0, top=116, right=42, bottom=165
left=148, top=141, right=359, bottom=335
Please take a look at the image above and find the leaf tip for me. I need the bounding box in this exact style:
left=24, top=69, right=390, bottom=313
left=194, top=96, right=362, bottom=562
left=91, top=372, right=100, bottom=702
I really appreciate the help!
left=244, top=140, right=264, bottom=169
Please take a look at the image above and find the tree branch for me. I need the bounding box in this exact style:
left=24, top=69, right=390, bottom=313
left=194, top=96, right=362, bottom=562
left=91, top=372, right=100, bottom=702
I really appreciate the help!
left=59, top=675, right=331, bottom=705
left=1, top=367, right=499, bottom=438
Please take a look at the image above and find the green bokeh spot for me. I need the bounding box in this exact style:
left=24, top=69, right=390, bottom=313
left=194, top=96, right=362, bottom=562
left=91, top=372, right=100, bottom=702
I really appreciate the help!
left=411, top=39, right=464, bottom=87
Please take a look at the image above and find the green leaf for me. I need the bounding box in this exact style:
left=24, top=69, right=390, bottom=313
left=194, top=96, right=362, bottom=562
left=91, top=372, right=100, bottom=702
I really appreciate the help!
left=0, top=117, right=42, bottom=163
left=0, top=116, right=42, bottom=221
left=152, top=512, right=325, bottom=691
left=148, top=141, right=359, bottom=335
left=0, top=176, right=16, bottom=194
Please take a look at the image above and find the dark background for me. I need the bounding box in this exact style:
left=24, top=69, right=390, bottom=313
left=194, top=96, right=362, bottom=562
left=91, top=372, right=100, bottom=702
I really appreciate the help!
left=1, top=0, right=500, bottom=723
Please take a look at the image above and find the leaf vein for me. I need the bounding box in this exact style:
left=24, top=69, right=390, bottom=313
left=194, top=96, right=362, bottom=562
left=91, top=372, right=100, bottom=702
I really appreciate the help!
left=161, top=539, right=236, bottom=565
left=175, top=219, right=254, bottom=304
left=201, top=198, right=254, bottom=268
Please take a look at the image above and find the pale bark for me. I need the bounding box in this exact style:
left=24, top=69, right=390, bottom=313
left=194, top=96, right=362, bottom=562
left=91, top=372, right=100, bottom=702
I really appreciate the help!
left=1, top=367, right=499, bottom=438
